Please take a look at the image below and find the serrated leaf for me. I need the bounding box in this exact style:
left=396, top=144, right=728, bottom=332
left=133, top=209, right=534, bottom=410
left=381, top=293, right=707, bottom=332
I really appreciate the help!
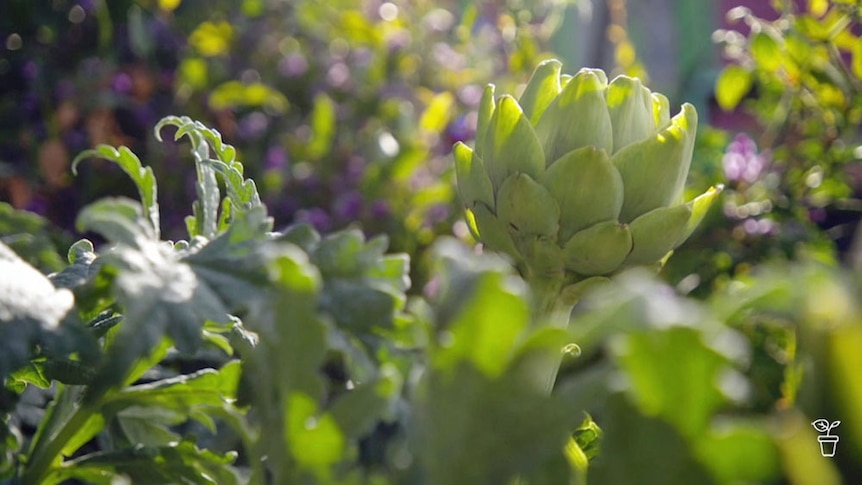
left=320, top=279, right=398, bottom=331
left=45, top=440, right=239, bottom=485
left=203, top=158, right=263, bottom=212
left=112, top=406, right=183, bottom=447
left=43, top=359, right=96, bottom=385
left=49, top=239, right=98, bottom=289
left=86, top=311, right=123, bottom=339
left=72, top=145, right=160, bottom=237
left=84, top=239, right=231, bottom=399
left=367, top=254, right=411, bottom=293
left=155, top=117, right=222, bottom=238
left=106, top=362, right=241, bottom=412
left=76, top=198, right=155, bottom=247
left=8, top=361, right=51, bottom=391
left=277, top=223, right=321, bottom=252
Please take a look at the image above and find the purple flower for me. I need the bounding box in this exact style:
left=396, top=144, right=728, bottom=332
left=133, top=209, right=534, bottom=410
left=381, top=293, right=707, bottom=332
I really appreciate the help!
left=112, top=73, right=133, bottom=95
left=22, top=61, right=38, bottom=81
left=264, top=145, right=288, bottom=171
left=77, top=0, right=97, bottom=12
left=371, top=200, right=391, bottom=219
left=425, top=204, right=450, bottom=225
left=446, top=115, right=473, bottom=145
left=278, top=54, right=309, bottom=78
left=55, top=80, right=76, bottom=101
left=808, top=207, right=827, bottom=224
left=345, top=155, right=366, bottom=185
left=297, top=207, right=331, bottom=232
left=742, top=217, right=778, bottom=236
left=723, top=133, right=769, bottom=184
left=237, top=112, right=269, bottom=140
left=25, top=194, right=48, bottom=216
left=333, top=191, right=363, bottom=221
left=62, top=129, right=87, bottom=152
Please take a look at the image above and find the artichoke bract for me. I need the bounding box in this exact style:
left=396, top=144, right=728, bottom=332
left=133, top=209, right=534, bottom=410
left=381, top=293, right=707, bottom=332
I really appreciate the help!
left=454, top=60, right=721, bottom=286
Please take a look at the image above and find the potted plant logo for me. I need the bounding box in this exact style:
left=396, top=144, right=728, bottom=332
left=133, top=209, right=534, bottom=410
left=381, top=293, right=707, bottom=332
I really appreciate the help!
left=811, top=419, right=840, bottom=457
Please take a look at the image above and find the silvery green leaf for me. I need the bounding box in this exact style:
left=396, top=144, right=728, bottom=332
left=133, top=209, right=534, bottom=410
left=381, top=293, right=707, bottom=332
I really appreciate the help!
left=76, top=198, right=156, bottom=248
left=72, top=145, right=160, bottom=237
left=0, top=242, right=73, bottom=329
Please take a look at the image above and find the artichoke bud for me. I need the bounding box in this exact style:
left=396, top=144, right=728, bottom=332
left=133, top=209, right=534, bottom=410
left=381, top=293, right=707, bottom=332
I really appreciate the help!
left=625, top=204, right=692, bottom=265
left=467, top=203, right=519, bottom=258
left=475, top=84, right=496, bottom=159
left=454, top=60, right=720, bottom=283
left=453, top=142, right=493, bottom=210
left=563, top=220, right=633, bottom=276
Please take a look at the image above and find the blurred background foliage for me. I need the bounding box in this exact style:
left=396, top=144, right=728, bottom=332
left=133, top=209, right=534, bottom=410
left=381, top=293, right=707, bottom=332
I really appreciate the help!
left=4, top=0, right=859, bottom=294
left=0, top=0, right=576, bottom=288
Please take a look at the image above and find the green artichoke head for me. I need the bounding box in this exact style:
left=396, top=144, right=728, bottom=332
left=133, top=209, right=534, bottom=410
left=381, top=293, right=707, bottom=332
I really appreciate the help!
left=454, top=59, right=722, bottom=283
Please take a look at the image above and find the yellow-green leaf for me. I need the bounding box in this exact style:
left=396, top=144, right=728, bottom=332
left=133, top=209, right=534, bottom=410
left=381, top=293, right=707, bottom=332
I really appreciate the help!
left=715, top=65, right=752, bottom=111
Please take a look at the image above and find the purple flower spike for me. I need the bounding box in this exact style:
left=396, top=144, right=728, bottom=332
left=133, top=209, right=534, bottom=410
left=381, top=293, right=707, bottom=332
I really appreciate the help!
left=723, top=133, right=769, bottom=184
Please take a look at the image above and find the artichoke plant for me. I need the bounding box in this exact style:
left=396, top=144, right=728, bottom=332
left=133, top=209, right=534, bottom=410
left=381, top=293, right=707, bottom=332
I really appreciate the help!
left=454, top=59, right=721, bottom=313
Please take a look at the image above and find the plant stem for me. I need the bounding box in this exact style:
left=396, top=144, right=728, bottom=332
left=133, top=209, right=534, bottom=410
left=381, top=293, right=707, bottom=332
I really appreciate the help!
left=527, top=273, right=578, bottom=394
left=21, top=401, right=97, bottom=485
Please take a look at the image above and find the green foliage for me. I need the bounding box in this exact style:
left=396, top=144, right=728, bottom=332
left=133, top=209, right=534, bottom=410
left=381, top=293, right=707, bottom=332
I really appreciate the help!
left=3, top=116, right=862, bottom=483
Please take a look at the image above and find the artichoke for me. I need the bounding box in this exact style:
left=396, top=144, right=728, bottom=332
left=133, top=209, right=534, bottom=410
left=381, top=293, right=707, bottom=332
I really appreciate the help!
left=454, top=60, right=722, bottom=286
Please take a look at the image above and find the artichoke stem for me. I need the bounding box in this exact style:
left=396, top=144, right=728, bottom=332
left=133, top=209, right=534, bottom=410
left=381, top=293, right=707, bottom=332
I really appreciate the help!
left=527, top=273, right=579, bottom=394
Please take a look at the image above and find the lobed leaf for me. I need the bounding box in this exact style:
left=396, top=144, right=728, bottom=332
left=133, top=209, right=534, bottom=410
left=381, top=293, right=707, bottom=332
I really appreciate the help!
left=71, top=146, right=160, bottom=237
